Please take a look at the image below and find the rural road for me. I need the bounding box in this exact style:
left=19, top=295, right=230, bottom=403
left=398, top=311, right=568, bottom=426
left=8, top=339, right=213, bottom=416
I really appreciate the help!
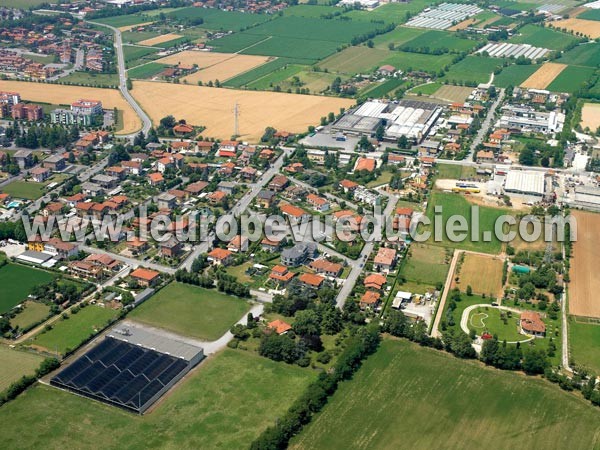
left=431, top=249, right=460, bottom=338
left=87, top=20, right=153, bottom=138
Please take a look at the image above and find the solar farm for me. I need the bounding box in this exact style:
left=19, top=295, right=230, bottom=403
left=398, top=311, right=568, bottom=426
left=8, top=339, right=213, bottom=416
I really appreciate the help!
left=50, top=325, right=204, bottom=414
left=478, top=42, right=551, bottom=60
left=405, top=3, right=483, bottom=30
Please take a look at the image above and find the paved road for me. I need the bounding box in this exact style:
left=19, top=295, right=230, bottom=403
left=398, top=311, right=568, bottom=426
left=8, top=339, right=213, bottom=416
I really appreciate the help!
left=466, top=88, right=505, bottom=161
left=87, top=20, right=152, bottom=138
left=47, top=48, right=84, bottom=81
left=431, top=249, right=460, bottom=338
left=334, top=192, right=398, bottom=309
left=80, top=244, right=176, bottom=275
left=288, top=176, right=359, bottom=210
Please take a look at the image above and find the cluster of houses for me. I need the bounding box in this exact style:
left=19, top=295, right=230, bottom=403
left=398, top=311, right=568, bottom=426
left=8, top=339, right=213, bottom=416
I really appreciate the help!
left=0, top=91, right=42, bottom=121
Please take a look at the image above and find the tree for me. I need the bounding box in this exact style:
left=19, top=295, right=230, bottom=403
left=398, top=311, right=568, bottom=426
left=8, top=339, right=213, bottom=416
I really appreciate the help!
left=466, top=285, right=473, bottom=296
left=519, top=147, right=536, bottom=166
left=397, top=134, right=409, bottom=149
left=126, top=78, right=132, bottom=90
left=259, top=333, right=302, bottom=363
left=522, top=348, right=549, bottom=374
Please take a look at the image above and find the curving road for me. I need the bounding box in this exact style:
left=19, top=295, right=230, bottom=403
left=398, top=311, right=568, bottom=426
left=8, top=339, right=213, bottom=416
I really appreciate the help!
left=87, top=20, right=153, bottom=138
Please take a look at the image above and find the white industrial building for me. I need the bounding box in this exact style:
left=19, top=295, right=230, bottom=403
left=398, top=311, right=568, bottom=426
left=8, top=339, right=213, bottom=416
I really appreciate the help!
left=504, top=170, right=546, bottom=197
left=496, top=105, right=564, bottom=134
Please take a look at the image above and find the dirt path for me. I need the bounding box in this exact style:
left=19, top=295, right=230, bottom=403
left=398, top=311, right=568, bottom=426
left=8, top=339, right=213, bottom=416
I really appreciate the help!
left=431, top=249, right=460, bottom=338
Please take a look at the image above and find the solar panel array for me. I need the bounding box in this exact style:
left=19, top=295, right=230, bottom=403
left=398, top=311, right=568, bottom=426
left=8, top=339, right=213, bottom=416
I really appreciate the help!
left=51, top=337, right=190, bottom=413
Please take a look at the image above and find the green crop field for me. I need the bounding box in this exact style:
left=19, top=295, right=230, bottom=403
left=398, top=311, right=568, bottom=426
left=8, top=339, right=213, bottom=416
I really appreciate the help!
left=385, top=51, right=455, bottom=74
left=401, top=30, right=479, bottom=53
left=558, top=43, right=600, bottom=68
left=546, top=65, right=596, bottom=93
left=210, top=33, right=268, bottom=53
left=155, top=36, right=189, bottom=49
left=425, top=191, right=508, bottom=253
left=372, top=26, right=425, bottom=50
left=121, top=30, right=161, bottom=44
left=0, top=346, right=43, bottom=392
left=167, top=7, right=271, bottom=32
left=28, top=305, right=118, bottom=356
left=320, top=46, right=391, bottom=74
left=223, top=57, right=300, bottom=87
left=493, top=64, right=540, bottom=88
left=123, top=45, right=160, bottom=68
left=129, top=282, right=250, bottom=341
left=127, top=62, right=169, bottom=79
left=0, top=264, right=55, bottom=313
left=401, top=243, right=450, bottom=287
left=408, top=82, right=442, bottom=96
left=569, top=319, right=600, bottom=374
left=436, top=163, right=477, bottom=180
left=60, top=71, right=120, bottom=88
left=443, top=56, right=507, bottom=85
left=291, top=339, right=600, bottom=450
left=344, top=0, right=432, bottom=23
left=10, top=301, right=51, bottom=331
left=360, top=78, right=404, bottom=98
left=0, top=349, right=314, bottom=449
left=579, top=9, right=600, bottom=21
left=94, top=15, right=152, bottom=28
left=509, top=24, right=578, bottom=50
left=282, top=5, right=340, bottom=17
left=246, top=64, right=306, bottom=89
left=241, top=36, right=339, bottom=62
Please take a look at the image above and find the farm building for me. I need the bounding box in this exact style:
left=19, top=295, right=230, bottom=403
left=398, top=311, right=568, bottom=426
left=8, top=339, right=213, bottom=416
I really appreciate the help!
left=405, top=3, right=482, bottom=30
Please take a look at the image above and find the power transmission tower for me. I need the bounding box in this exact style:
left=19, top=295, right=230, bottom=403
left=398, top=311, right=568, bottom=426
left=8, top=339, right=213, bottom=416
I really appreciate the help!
left=233, top=102, right=239, bottom=139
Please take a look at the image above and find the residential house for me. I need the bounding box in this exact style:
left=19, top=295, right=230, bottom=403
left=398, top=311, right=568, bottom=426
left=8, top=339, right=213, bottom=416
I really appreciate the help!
left=269, top=265, right=295, bottom=285
left=173, top=123, right=194, bottom=135
left=520, top=311, right=546, bottom=337
left=299, top=272, right=325, bottom=289
left=309, top=259, right=343, bottom=277
left=13, top=149, right=32, bottom=169
left=30, top=167, right=50, bottom=182
left=44, top=154, right=65, bottom=171
left=227, top=235, right=249, bottom=253
left=364, top=273, right=386, bottom=290
left=91, top=174, right=118, bottom=189
left=105, top=166, right=127, bottom=180
left=261, top=238, right=280, bottom=252
left=306, top=193, right=330, bottom=212
left=281, top=242, right=317, bottom=267
left=477, top=150, right=495, bottom=164
left=44, top=238, right=79, bottom=260
left=148, top=172, right=164, bottom=186
left=355, top=157, right=376, bottom=172
left=339, top=179, right=358, bottom=193
left=160, top=237, right=182, bottom=258
left=240, top=166, right=257, bottom=180
left=268, top=175, right=289, bottom=192
left=257, top=190, right=276, bottom=208
left=360, top=291, right=381, bottom=310
left=126, top=237, right=148, bottom=255
left=121, top=160, right=142, bottom=176
left=207, top=248, right=233, bottom=266
left=185, top=181, right=208, bottom=196
left=268, top=319, right=292, bottom=335
left=208, top=190, right=226, bottom=205
left=217, top=181, right=236, bottom=195
left=280, top=203, right=309, bottom=223
left=157, top=192, right=176, bottom=210
left=378, top=64, right=396, bottom=76
left=130, top=268, right=160, bottom=287
left=373, top=247, right=397, bottom=272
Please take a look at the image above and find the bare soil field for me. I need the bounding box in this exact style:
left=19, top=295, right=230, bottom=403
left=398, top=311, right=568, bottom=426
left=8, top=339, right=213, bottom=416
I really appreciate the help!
left=581, top=103, right=600, bottom=131
left=118, top=22, right=154, bottom=32
left=131, top=81, right=354, bottom=141
left=567, top=6, right=588, bottom=17
left=182, top=55, right=270, bottom=84
left=156, top=50, right=232, bottom=67
left=569, top=210, right=600, bottom=318
left=521, top=62, right=567, bottom=89
left=0, top=80, right=141, bottom=135
left=138, top=33, right=183, bottom=46
left=453, top=252, right=504, bottom=297
left=432, top=85, right=473, bottom=103
left=549, top=19, right=600, bottom=38
left=448, top=18, right=477, bottom=31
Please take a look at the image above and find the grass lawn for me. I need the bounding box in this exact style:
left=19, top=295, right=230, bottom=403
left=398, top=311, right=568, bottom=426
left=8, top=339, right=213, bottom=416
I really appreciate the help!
left=408, top=82, right=442, bottom=96
left=0, top=345, right=43, bottom=392
left=129, top=282, right=250, bottom=341
left=569, top=318, right=600, bottom=374
left=425, top=191, right=508, bottom=254
left=468, top=306, right=524, bottom=341
left=29, top=305, right=118, bottom=356
left=366, top=170, right=394, bottom=188
left=60, top=71, right=119, bottom=88
left=290, top=339, right=600, bottom=450
left=0, top=263, right=56, bottom=314
left=0, top=349, right=314, bottom=449
left=436, top=163, right=477, bottom=180
left=2, top=180, right=45, bottom=200
left=10, top=301, right=51, bottom=330
left=401, top=243, right=450, bottom=287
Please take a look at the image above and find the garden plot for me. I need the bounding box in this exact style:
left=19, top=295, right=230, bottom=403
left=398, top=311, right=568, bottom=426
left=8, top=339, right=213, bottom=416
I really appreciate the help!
left=478, top=42, right=550, bottom=60
left=405, top=3, right=483, bottom=30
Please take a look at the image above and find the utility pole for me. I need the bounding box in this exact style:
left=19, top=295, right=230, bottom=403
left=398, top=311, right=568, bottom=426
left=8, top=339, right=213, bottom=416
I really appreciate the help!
left=233, top=102, right=239, bottom=139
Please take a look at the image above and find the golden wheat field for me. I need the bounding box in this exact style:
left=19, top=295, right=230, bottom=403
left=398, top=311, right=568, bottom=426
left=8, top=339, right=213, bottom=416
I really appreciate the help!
left=581, top=103, right=600, bottom=132
left=117, top=22, right=154, bottom=32
left=131, top=81, right=354, bottom=141
left=138, top=33, right=183, bottom=46
left=520, top=63, right=567, bottom=89
left=549, top=18, right=600, bottom=39
left=0, top=80, right=141, bottom=135
left=182, top=55, right=271, bottom=84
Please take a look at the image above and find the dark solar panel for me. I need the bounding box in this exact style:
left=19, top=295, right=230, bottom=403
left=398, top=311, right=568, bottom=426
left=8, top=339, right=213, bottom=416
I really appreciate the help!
left=50, top=337, right=199, bottom=413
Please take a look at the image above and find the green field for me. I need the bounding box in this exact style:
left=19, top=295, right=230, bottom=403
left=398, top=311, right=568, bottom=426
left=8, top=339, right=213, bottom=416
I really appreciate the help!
left=94, top=15, right=152, bottom=28
left=60, top=71, right=120, bottom=88
left=509, top=24, right=578, bottom=51
left=210, top=33, right=271, bottom=54
left=408, top=82, right=442, bottom=96
left=127, top=62, right=169, bottom=79
left=10, top=301, right=51, bottom=330
left=385, top=51, right=455, bottom=74
left=0, top=349, right=314, bottom=449
left=443, top=56, right=506, bottom=85
left=241, top=36, right=340, bottom=62
left=223, top=57, right=300, bottom=87
left=372, top=26, right=426, bottom=50
left=401, top=243, right=449, bottom=287
left=282, top=5, right=340, bottom=17
left=360, top=77, right=404, bottom=98
left=468, top=306, right=525, bottom=342
left=344, top=1, right=432, bottom=23
left=425, top=191, right=508, bottom=253
left=121, top=30, right=161, bottom=44
left=493, top=63, right=540, bottom=88
left=578, top=9, right=600, bottom=21
left=436, top=163, right=477, bottom=180
left=570, top=319, right=600, bottom=374
left=320, top=46, right=391, bottom=74
left=400, top=30, right=479, bottom=53
left=558, top=43, right=600, bottom=68
left=129, top=282, right=250, bottom=341
left=167, top=7, right=271, bottom=32
left=155, top=36, right=189, bottom=49
left=0, top=346, right=43, bottom=392
left=546, top=65, right=596, bottom=93
left=29, top=305, right=118, bottom=356
left=2, top=180, right=45, bottom=200
left=0, top=264, right=56, bottom=314
left=246, top=64, right=306, bottom=90
left=291, top=339, right=600, bottom=450
left=123, top=45, right=160, bottom=68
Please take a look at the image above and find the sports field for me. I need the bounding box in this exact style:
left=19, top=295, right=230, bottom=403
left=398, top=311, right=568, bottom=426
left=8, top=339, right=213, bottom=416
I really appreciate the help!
left=520, top=62, right=567, bottom=89
left=546, top=65, right=596, bottom=93
left=0, top=264, right=55, bottom=314
left=129, top=282, right=250, bottom=341
left=569, top=210, right=600, bottom=318
left=0, top=81, right=141, bottom=135
left=291, top=339, right=600, bottom=450
left=138, top=33, right=183, bottom=46
left=28, top=305, right=118, bottom=356
left=10, top=301, right=51, bottom=330
left=453, top=253, right=504, bottom=297
left=0, top=346, right=44, bottom=392
left=581, top=103, right=600, bottom=131
left=569, top=318, right=600, bottom=373
left=401, top=243, right=450, bottom=287
left=0, top=349, right=313, bottom=449
left=549, top=18, right=600, bottom=38
left=131, top=81, right=354, bottom=141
